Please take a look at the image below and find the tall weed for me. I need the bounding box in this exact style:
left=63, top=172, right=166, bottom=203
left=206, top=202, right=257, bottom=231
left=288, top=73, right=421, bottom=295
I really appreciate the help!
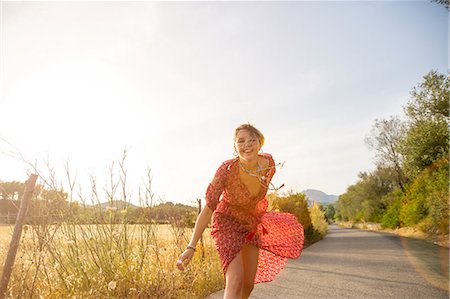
left=2, top=151, right=223, bottom=298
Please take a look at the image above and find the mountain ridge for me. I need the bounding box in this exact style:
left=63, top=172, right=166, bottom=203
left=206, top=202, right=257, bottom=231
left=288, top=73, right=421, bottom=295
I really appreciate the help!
left=301, top=189, right=338, bottom=205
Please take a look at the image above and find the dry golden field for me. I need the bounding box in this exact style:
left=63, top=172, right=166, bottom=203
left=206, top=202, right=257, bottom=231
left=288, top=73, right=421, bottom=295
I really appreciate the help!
left=0, top=223, right=223, bottom=299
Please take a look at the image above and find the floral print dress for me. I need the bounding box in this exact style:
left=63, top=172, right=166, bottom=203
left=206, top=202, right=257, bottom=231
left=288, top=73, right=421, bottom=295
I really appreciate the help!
left=206, top=153, right=304, bottom=283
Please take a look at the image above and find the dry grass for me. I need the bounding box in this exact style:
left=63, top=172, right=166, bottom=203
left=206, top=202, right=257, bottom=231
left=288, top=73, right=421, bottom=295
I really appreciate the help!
left=0, top=223, right=223, bottom=298
left=0, top=150, right=224, bottom=298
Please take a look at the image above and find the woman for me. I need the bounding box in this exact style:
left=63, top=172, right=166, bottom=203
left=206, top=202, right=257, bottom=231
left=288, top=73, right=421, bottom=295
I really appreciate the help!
left=176, top=123, right=304, bottom=299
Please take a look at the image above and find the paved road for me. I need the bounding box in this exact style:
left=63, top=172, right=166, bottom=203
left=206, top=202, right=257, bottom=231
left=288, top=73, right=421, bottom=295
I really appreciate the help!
left=206, top=225, right=449, bottom=298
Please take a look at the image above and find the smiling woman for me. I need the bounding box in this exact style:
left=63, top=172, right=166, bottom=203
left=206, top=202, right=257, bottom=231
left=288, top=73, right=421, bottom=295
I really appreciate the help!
left=176, top=123, right=304, bottom=299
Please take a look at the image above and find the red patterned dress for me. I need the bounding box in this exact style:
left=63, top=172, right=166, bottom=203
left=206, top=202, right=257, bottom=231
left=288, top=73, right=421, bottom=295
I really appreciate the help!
left=205, top=153, right=304, bottom=283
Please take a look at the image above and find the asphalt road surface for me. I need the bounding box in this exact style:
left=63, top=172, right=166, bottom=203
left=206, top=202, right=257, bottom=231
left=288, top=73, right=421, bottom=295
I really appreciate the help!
left=206, top=225, right=449, bottom=299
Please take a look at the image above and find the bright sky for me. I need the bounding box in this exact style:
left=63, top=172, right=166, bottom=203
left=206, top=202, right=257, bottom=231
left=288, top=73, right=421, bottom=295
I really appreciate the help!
left=0, top=1, right=448, bottom=206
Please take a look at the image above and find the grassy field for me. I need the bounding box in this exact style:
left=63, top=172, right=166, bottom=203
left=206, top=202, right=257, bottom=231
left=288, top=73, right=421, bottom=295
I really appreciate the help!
left=0, top=224, right=198, bottom=242
left=0, top=223, right=223, bottom=299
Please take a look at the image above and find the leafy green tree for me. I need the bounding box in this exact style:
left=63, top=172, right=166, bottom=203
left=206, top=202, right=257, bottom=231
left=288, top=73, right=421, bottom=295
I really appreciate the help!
left=336, top=167, right=395, bottom=222
left=406, top=70, right=449, bottom=123
left=399, top=158, right=449, bottom=234
left=324, top=204, right=336, bottom=223
left=269, top=191, right=325, bottom=244
left=399, top=70, right=449, bottom=177
left=146, top=202, right=197, bottom=226
left=336, top=184, right=363, bottom=222
left=381, top=189, right=403, bottom=229
left=365, top=116, right=408, bottom=192
left=270, top=191, right=312, bottom=230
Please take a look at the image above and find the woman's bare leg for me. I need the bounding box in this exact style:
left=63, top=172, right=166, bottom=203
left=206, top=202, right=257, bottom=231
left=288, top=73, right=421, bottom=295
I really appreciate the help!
left=224, top=253, right=244, bottom=299
left=241, top=244, right=259, bottom=299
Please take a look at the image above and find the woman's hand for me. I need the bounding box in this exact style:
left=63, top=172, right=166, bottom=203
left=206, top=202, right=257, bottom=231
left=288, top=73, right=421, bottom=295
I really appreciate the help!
left=176, top=248, right=195, bottom=271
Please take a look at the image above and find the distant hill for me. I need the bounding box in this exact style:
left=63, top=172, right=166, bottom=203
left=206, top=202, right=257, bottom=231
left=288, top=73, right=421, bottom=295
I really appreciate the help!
left=302, top=189, right=338, bottom=205
left=97, top=200, right=139, bottom=210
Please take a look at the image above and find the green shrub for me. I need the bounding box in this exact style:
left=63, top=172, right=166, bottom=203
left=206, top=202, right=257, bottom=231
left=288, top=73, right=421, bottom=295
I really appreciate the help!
left=269, top=191, right=321, bottom=245
left=270, top=192, right=312, bottom=230
left=381, top=194, right=402, bottom=229
left=425, top=161, right=449, bottom=234
left=399, top=196, right=428, bottom=226
left=399, top=158, right=449, bottom=233
left=427, top=190, right=449, bottom=235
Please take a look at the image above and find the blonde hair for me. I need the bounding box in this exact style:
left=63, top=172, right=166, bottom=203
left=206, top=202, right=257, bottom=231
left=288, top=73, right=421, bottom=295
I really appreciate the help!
left=234, top=123, right=265, bottom=147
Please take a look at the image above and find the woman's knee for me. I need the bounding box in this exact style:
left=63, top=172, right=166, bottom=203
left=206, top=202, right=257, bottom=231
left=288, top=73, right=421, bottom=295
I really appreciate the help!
left=226, top=273, right=244, bottom=290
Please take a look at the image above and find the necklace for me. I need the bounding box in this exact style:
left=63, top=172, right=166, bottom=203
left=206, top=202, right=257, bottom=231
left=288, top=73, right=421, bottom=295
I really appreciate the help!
left=239, top=159, right=286, bottom=192
left=238, top=161, right=266, bottom=180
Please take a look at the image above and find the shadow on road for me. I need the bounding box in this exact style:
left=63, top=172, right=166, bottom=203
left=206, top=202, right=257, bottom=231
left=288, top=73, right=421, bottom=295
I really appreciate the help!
left=398, top=235, right=449, bottom=292
left=322, top=226, right=449, bottom=292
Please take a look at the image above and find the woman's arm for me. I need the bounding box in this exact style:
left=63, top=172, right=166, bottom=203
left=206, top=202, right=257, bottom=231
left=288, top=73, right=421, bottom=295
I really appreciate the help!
left=176, top=160, right=229, bottom=270
left=176, top=205, right=213, bottom=270
left=188, top=205, right=213, bottom=248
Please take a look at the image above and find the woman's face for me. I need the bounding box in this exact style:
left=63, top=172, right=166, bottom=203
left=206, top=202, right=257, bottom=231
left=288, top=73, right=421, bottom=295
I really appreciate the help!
left=234, top=129, right=260, bottom=162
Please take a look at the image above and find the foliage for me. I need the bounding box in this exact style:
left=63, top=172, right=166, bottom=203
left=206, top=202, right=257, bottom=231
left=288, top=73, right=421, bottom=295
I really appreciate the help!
left=380, top=189, right=403, bottom=228
left=339, top=70, right=449, bottom=237
left=365, top=116, right=407, bottom=191
left=309, top=202, right=328, bottom=235
left=6, top=221, right=223, bottom=299
left=269, top=191, right=326, bottom=245
left=323, top=204, right=336, bottom=223
left=270, top=191, right=311, bottom=229
left=431, top=0, right=450, bottom=10
left=400, top=158, right=449, bottom=234
left=0, top=150, right=223, bottom=298
left=399, top=70, right=449, bottom=177
left=405, top=70, right=449, bottom=122
left=146, top=202, right=197, bottom=227
left=336, top=166, right=394, bottom=222
left=0, top=181, right=26, bottom=200
left=0, top=184, right=197, bottom=227
left=399, top=120, right=448, bottom=178
left=0, top=183, right=70, bottom=224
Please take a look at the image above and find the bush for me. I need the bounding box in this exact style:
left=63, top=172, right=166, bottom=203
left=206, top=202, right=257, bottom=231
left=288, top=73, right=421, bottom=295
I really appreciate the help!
left=324, top=204, right=336, bottom=223
left=381, top=193, right=402, bottom=229
left=269, top=192, right=312, bottom=230
left=309, top=202, right=328, bottom=235
left=399, top=158, right=449, bottom=233
left=399, top=196, right=428, bottom=226
left=427, top=190, right=449, bottom=235
left=269, top=191, right=323, bottom=245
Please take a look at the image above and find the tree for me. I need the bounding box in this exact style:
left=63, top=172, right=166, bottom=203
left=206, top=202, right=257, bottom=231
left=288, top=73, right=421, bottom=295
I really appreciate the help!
left=270, top=191, right=312, bottom=230
left=365, top=116, right=407, bottom=192
left=0, top=181, right=25, bottom=200
left=309, top=202, right=328, bottom=235
left=399, top=158, right=449, bottom=234
left=431, top=0, right=449, bottom=10
left=399, top=70, right=449, bottom=177
left=336, top=167, right=395, bottom=222
left=405, top=70, right=449, bottom=123
left=324, top=204, right=336, bottom=223
left=270, top=191, right=322, bottom=244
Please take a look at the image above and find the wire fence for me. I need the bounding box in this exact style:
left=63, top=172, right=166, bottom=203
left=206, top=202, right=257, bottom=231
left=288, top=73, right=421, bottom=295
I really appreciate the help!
left=0, top=214, right=17, bottom=225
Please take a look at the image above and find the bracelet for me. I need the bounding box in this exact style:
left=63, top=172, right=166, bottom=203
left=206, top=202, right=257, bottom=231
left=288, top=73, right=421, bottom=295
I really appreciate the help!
left=186, top=245, right=196, bottom=252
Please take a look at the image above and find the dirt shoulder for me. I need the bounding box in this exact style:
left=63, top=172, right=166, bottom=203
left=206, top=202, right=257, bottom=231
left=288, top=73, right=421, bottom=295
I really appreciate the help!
left=338, top=221, right=449, bottom=248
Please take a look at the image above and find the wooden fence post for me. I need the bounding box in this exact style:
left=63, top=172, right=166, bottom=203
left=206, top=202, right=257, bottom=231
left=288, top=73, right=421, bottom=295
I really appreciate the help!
left=196, top=198, right=205, bottom=259
left=0, top=174, right=38, bottom=299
